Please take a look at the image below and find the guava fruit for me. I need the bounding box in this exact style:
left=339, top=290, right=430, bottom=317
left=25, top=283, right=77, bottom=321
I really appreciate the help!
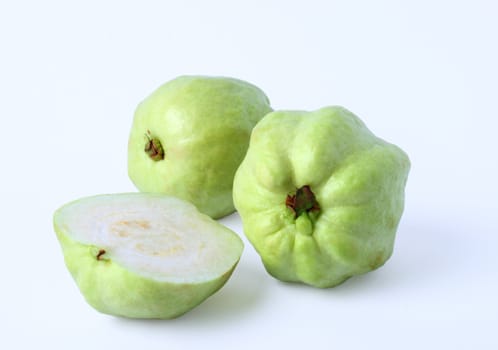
left=53, top=193, right=243, bottom=319
left=128, top=75, right=272, bottom=219
left=233, top=106, right=410, bottom=288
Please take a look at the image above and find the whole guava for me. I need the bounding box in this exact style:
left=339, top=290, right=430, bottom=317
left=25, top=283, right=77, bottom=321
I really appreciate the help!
left=233, top=106, right=410, bottom=288
left=128, top=75, right=272, bottom=219
left=53, top=193, right=243, bottom=319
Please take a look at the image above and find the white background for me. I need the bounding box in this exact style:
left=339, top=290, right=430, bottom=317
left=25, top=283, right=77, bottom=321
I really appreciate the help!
left=1, top=0, right=497, bottom=349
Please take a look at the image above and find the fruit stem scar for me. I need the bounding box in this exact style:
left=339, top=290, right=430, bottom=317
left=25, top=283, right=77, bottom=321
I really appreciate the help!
left=286, top=185, right=320, bottom=219
left=144, top=130, right=164, bottom=161
left=96, top=249, right=106, bottom=261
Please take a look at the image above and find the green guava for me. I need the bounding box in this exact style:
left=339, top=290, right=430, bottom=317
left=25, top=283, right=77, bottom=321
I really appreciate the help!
left=53, top=193, right=243, bottom=319
left=128, top=75, right=272, bottom=219
left=233, top=106, right=410, bottom=288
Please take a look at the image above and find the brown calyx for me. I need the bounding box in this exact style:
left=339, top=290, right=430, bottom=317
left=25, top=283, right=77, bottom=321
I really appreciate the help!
left=285, top=185, right=320, bottom=218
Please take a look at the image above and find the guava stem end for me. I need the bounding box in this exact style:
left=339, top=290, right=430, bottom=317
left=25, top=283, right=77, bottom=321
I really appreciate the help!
left=96, top=249, right=106, bottom=260
left=144, top=131, right=164, bottom=161
left=286, top=185, right=321, bottom=234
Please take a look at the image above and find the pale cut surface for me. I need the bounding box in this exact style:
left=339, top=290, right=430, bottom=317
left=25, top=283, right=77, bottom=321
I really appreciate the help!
left=54, top=193, right=243, bottom=283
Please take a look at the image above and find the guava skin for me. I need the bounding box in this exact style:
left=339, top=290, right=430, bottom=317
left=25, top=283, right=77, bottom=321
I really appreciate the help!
left=54, top=230, right=236, bottom=319
left=128, top=76, right=272, bottom=219
left=233, top=106, right=410, bottom=288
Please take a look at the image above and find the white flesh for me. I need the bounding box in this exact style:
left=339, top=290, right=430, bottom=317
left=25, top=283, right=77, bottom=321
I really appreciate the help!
left=55, top=193, right=243, bottom=283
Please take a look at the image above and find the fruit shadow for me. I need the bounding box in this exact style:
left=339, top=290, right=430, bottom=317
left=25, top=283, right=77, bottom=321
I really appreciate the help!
left=179, top=260, right=269, bottom=323
left=333, top=212, right=469, bottom=294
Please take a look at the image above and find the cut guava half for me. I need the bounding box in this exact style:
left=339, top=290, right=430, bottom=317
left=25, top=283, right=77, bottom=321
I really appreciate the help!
left=53, top=193, right=244, bottom=319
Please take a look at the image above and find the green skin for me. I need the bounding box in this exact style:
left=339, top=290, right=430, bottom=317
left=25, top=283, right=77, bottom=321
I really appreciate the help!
left=128, top=76, right=272, bottom=219
left=233, top=106, right=410, bottom=288
left=53, top=194, right=243, bottom=319
left=55, top=231, right=236, bottom=319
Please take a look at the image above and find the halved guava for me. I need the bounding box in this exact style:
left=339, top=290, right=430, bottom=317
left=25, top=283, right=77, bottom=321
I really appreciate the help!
left=53, top=193, right=243, bottom=319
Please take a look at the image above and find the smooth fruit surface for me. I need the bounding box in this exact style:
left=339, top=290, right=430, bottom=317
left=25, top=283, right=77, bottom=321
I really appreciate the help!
left=128, top=75, right=272, bottom=219
left=53, top=193, right=243, bottom=318
left=233, top=106, right=410, bottom=288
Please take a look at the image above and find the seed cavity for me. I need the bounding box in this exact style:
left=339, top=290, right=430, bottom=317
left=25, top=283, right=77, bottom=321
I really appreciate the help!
left=135, top=242, right=185, bottom=257
left=110, top=219, right=151, bottom=238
